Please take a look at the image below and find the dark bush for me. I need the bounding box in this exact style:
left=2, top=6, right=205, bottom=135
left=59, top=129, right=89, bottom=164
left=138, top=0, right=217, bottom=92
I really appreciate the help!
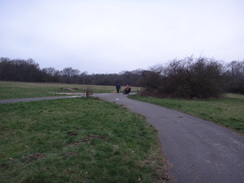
left=224, top=61, right=244, bottom=94
left=141, top=57, right=225, bottom=99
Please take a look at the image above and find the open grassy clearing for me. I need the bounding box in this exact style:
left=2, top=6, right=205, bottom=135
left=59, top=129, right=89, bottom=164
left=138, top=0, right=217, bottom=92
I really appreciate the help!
left=0, top=97, right=167, bottom=183
left=129, top=94, right=244, bottom=134
left=0, top=81, right=140, bottom=100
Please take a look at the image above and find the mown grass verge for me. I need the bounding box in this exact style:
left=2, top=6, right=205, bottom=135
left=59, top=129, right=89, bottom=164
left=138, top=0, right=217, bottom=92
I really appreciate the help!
left=0, top=81, right=140, bottom=100
left=0, top=97, right=167, bottom=183
left=129, top=94, right=244, bottom=134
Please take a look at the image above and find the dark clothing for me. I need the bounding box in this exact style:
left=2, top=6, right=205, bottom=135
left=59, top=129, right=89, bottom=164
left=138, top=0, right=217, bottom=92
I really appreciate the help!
left=123, top=87, right=131, bottom=94
left=116, top=83, right=121, bottom=93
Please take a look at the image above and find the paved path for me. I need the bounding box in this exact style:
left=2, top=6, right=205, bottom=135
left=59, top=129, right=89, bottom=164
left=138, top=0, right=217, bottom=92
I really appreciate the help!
left=0, top=96, right=81, bottom=104
left=1, top=94, right=244, bottom=183
left=95, top=93, right=244, bottom=183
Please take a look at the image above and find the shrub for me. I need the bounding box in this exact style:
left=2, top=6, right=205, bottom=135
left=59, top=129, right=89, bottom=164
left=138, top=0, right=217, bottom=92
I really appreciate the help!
left=141, top=57, right=224, bottom=99
left=224, top=61, right=244, bottom=94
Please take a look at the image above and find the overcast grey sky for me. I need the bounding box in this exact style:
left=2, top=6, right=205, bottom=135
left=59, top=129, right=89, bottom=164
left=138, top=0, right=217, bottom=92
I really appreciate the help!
left=0, top=0, right=243, bottom=74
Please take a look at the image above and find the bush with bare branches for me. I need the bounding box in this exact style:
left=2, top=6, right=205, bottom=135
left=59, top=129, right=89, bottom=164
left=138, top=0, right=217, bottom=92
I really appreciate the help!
left=141, top=57, right=224, bottom=99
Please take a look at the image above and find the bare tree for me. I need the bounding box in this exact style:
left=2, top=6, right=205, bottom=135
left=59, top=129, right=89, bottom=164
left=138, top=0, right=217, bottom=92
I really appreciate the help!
left=224, top=60, right=244, bottom=94
left=61, top=67, right=80, bottom=83
left=141, top=57, right=225, bottom=99
left=0, top=57, right=43, bottom=82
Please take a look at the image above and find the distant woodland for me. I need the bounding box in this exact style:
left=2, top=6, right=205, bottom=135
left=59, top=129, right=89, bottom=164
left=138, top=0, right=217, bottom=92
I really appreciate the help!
left=0, top=57, right=243, bottom=98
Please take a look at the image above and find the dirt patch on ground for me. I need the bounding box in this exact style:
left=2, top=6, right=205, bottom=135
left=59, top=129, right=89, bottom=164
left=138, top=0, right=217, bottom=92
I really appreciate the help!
left=68, top=135, right=107, bottom=146
left=67, top=131, right=78, bottom=136
left=21, top=153, right=46, bottom=162
left=60, top=151, right=78, bottom=157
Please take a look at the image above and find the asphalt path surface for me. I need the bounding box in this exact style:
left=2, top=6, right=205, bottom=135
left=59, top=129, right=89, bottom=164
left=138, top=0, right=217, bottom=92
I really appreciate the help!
left=0, top=96, right=81, bottom=104
left=1, top=94, right=244, bottom=183
left=95, top=93, right=244, bottom=183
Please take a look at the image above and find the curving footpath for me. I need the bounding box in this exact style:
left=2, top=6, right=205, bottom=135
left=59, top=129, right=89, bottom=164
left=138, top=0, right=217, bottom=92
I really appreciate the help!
left=1, top=94, right=244, bottom=183
left=95, top=93, right=244, bottom=183
left=0, top=96, right=81, bottom=104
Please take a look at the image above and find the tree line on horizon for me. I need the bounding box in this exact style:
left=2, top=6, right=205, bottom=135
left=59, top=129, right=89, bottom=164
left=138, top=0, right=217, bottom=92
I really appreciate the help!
left=0, top=57, right=144, bottom=86
left=0, top=57, right=243, bottom=98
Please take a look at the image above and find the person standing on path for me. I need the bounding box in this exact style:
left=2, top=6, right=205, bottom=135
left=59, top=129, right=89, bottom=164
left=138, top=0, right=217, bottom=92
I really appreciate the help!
left=115, top=83, right=121, bottom=93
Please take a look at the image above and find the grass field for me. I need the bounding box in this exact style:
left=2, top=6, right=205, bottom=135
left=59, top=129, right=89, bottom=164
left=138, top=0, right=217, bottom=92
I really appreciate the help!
left=1, top=81, right=242, bottom=182
left=0, top=81, right=140, bottom=100
left=0, top=97, right=167, bottom=183
left=129, top=94, right=244, bottom=134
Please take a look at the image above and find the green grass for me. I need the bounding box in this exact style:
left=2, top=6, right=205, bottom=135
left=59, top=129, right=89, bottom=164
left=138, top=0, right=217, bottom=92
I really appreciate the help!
left=129, top=94, right=244, bottom=134
left=0, top=81, right=141, bottom=100
left=0, top=97, right=166, bottom=183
